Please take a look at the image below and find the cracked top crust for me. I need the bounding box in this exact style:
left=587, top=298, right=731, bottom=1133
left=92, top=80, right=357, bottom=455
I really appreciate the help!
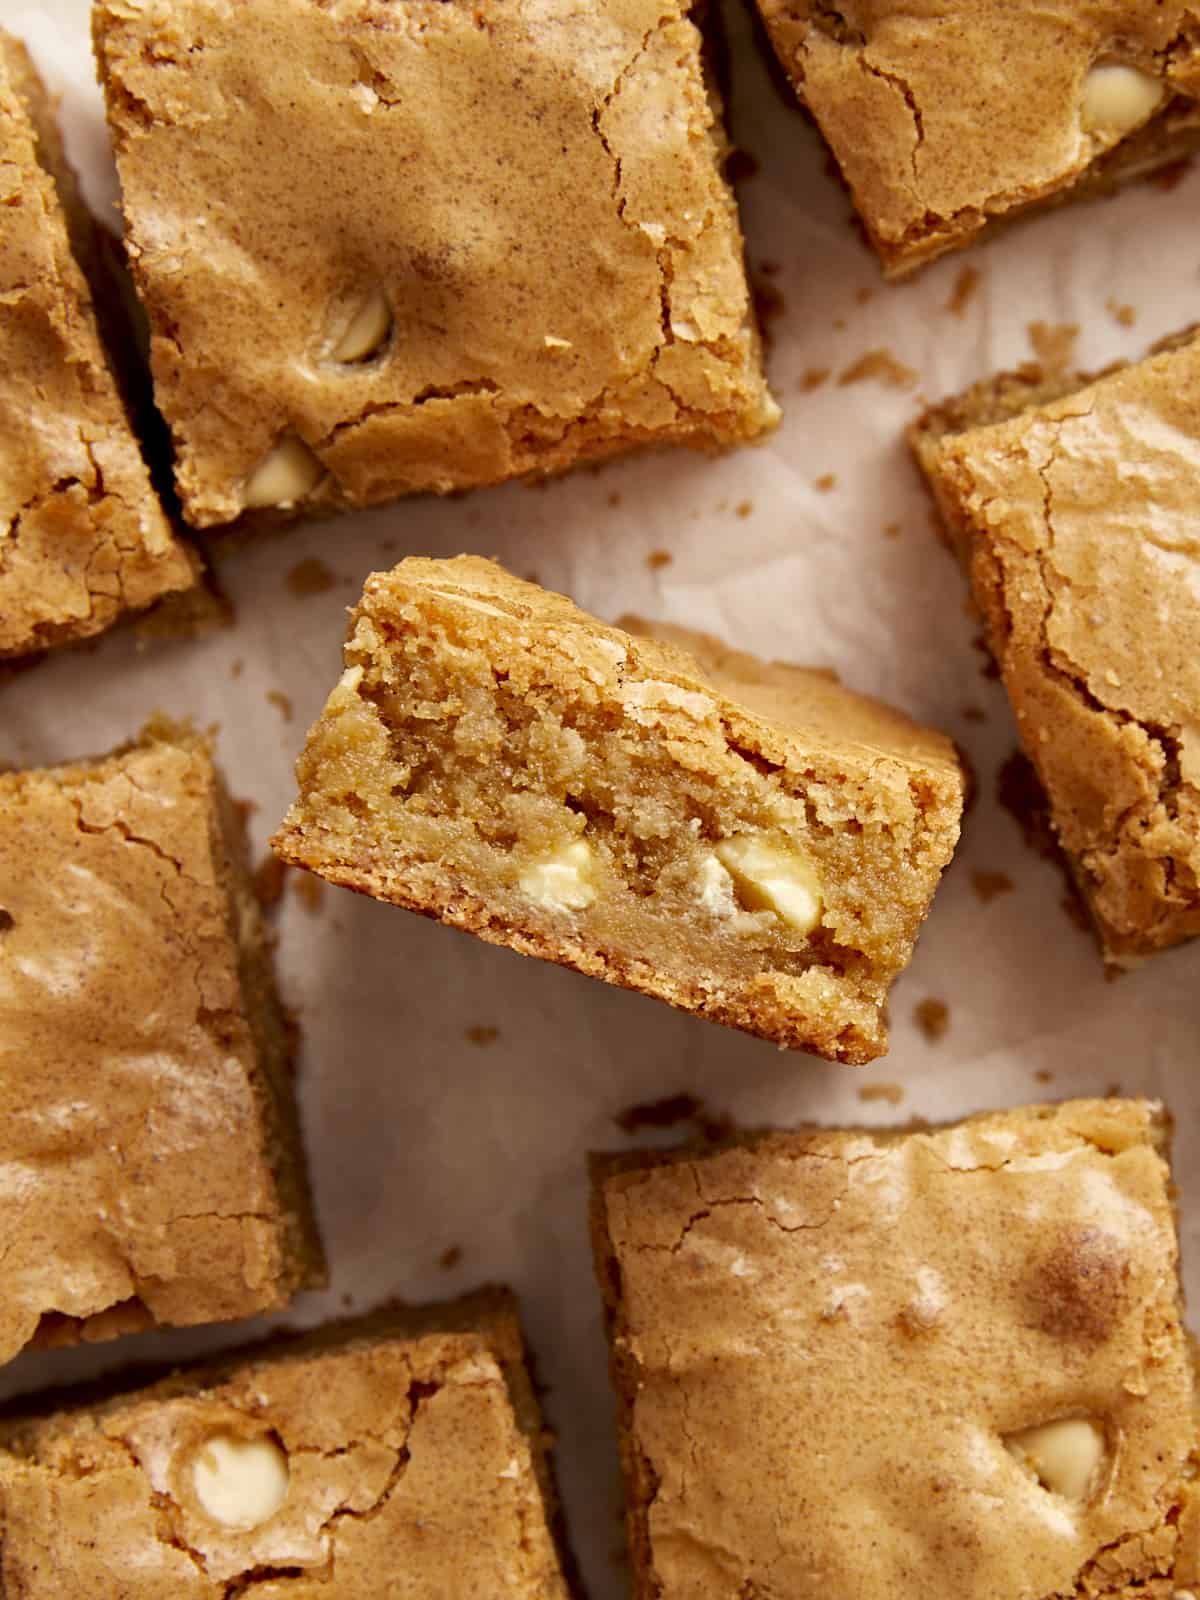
left=756, top=1, right=1200, bottom=275
left=912, top=333, right=1200, bottom=963
left=92, top=0, right=777, bottom=528
left=0, top=30, right=193, bottom=658
left=594, top=1098, right=1200, bottom=1600
left=0, top=1291, right=570, bottom=1598
left=0, top=721, right=322, bottom=1366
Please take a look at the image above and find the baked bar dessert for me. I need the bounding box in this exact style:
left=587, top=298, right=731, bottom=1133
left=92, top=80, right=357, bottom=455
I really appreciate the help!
left=92, top=0, right=778, bottom=528
left=592, top=1098, right=1200, bottom=1600
left=272, top=556, right=964, bottom=1063
left=0, top=1289, right=571, bottom=1598
left=0, top=30, right=194, bottom=659
left=755, top=3, right=1200, bottom=277
left=0, top=719, right=324, bottom=1367
left=912, top=330, right=1200, bottom=964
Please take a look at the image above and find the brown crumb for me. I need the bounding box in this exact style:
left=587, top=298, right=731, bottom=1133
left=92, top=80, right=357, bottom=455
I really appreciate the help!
left=253, top=854, right=288, bottom=911
left=465, top=1024, right=499, bottom=1046
left=882, top=521, right=901, bottom=539
left=1106, top=298, right=1136, bottom=328
left=285, top=556, right=337, bottom=598
left=837, top=348, right=917, bottom=389
left=760, top=258, right=782, bottom=277
left=1034, top=1069, right=1054, bottom=1084
left=1027, top=320, right=1079, bottom=376
left=857, top=1082, right=904, bottom=1106
left=266, top=689, right=293, bottom=722
left=735, top=500, right=753, bottom=519
left=752, top=278, right=786, bottom=343
left=832, top=317, right=847, bottom=331
left=961, top=704, right=986, bottom=723
left=970, top=869, right=1014, bottom=904
left=855, top=286, right=874, bottom=304
left=607, top=490, right=622, bottom=507
left=946, top=265, right=981, bottom=317
left=614, top=1093, right=732, bottom=1142
left=724, top=147, right=760, bottom=183
left=798, top=366, right=831, bottom=392
left=230, top=658, right=244, bottom=679
left=340, top=1293, right=354, bottom=1309
left=646, top=549, right=673, bottom=571
left=291, top=872, right=325, bottom=915
left=1148, top=155, right=1192, bottom=190
left=814, top=473, right=836, bottom=493
left=438, top=1245, right=463, bottom=1270
left=914, top=998, right=949, bottom=1043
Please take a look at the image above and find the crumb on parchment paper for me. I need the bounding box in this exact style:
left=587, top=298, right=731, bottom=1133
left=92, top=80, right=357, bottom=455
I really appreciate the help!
left=914, top=998, right=949, bottom=1043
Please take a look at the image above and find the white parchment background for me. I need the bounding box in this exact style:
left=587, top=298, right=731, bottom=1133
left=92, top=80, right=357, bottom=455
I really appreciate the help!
left=3, top=2, right=1200, bottom=1592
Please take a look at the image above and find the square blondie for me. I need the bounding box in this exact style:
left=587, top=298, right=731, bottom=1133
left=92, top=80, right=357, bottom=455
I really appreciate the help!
left=0, top=720, right=324, bottom=1366
left=592, top=1098, right=1200, bottom=1600
left=755, top=3, right=1200, bottom=277
left=912, top=331, right=1200, bottom=964
left=0, top=30, right=194, bottom=658
left=0, top=1289, right=571, bottom=1598
left=272, top=556, right=963, bottom=1063
left=92, top=0, right=777, bottom=528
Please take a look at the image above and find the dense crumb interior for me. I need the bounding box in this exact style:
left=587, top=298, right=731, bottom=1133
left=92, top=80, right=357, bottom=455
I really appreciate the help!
left=275, top=559, right=962, bottom=1062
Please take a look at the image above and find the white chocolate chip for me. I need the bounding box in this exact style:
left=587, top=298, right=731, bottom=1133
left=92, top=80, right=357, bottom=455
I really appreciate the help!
left=190, top=1434, right=289, bottom=1529
left=331, top=287, right=392, bottom=362
left=519, top=838, right=597, bottom=912
left=243, top=436, right=325, bottom=509
left=543, top=334, right=572, bottom=350
left=714, top=833, right=823, bottom=933
left=697, top=854, right=738, bottom=916
left=429, top=588, right=507, bottom=619
left=1081, top=64, right=1164, bottom=138
left=1006, top=1418, right=1105, bottom=1501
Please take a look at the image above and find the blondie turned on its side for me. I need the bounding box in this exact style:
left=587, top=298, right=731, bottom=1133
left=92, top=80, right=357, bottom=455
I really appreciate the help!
left=93, top=0, right=777, bottom=528
left=592, top=1098, right=1200, bottom=1600
left=0, top=1290, right=570, bottom=1598
left=912, top=329, right=1200, bottom=964
left=0, top=720, right=324, bottom=1365
left=273, top=556, right=964, bottom=1063
left=755, top=2, right=1200, bottom=277
left=0, top=30, right=193, bottom=658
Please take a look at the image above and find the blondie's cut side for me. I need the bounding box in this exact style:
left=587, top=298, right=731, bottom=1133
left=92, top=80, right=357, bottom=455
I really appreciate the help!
left=273, top=557, right=964, bottom=1063
left=0, top=30, right=193, bottom=658
left=592, top=1099, right=1200, bottom=1600
left=0, top=1290, right=571, bottom=1598
left=912, top=329, right=1200, bottom=964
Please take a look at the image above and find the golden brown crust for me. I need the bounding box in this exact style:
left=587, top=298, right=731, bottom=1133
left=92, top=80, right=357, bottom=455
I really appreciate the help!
left=592, top=1099, right=1200, bottom=1600
left=0, top=1291, right=570, bottom=1598
left=0, top=719, right=324, bottom=1365
left=912, top=331, right=1200, bottom=963
left=93, top=0, right=778, bottom=528
left=0, top=30, right=194, bottom=657
left=756, top=2, right=1200, bottom=276
left=273, top=557, right=964, bottom=1063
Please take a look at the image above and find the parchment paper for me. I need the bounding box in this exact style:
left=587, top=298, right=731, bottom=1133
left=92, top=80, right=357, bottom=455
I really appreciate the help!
left=4, top=3, right=1200, bottom=1592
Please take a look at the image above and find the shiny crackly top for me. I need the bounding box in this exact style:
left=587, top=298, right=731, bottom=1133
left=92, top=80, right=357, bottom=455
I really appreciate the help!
left=0, top=1310, right=569, bottom=1598
left=756, top=1, right=1200, bottom=270
left=923, top=335, right=1200, bottom=961
left=94, top=0, right=775, bottom=526
left=599, top=1099, right=1199, bottom=1600
left=0, top=31, right=192, bottom=657
left=0, top=730, right=298, bottom=1364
